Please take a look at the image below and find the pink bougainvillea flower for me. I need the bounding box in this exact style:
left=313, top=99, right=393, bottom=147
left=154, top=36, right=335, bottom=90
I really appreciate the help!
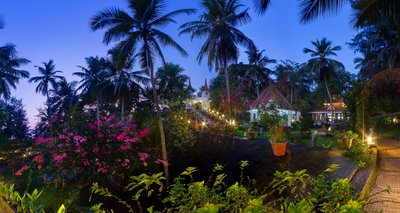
left=37, top=164, right=42, bottom=170
left=110, top=115, right=116, bottom=120
left=156, top=159, right=170, bottom=167
left=15, top=165, right=30, bottom=176
left=143, top=162, right=148, bottom=167
left=35, top=136, right=53, bottom=145
left=139, top=128, right=150, bottom=137
left=62, top=153, right=67, bottom=158
left=116, top=132, right=126, bottom=141
left=97, top=132, right=104, bottom=138
left=98, top=166, right=109, bottom=174
left=94, top=120, right=101, bottom=126
left=53, top=154, right=64, bottom=164
left=93, top=145, right=99, bottom=153
left=32, top=154, right=44, bottom=164
left=138, top=152, right=150, bottom=161
left=75, top=149, right=81, bottom=153
left=83, top=159, right=90, bottom=166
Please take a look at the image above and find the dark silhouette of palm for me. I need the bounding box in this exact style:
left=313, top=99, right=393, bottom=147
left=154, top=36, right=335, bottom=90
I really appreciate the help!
left=303, top=38, right=343, bottom=107
left=29, top=60, right=64, bottom=127
left=180, top=0, right=253, bottom=112
left=52, top=79, right=79, bottom=117
left=244, top=44, right=275, bottom=97
left=90, top=0, right=195, bottom=184
left=74, top=56, right=109, bottom=120
left=0, top=15, right=5, bottom=29
left=0, top=44, right=30, bottom=99
left=105, top=48, right=148, bottom=116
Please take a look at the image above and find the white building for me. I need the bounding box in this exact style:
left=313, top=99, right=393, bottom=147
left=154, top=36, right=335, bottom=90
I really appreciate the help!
left=185, top=79, right=211, bottom=111
left=248, top=85, right=300, bottom=127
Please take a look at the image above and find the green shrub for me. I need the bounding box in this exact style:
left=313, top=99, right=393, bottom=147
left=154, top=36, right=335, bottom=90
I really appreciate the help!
left=342, top=139, right=372, bottom=169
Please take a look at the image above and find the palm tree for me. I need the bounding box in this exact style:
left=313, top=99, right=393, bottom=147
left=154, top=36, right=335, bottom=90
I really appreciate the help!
left=156, top=63, right=191, bottom=103
left=90, top=0, right=194, bottom=183
left=298, top=0, right=400, bottom=25
left=274, top=60, right=302, bottom=104
left=74, top=56, right=109, bottom=121
left=244, top=44, right=275, bottom=97
left=180, top=0, right=253, bottom=112
left=0, top=44, right=30, bottom=99
left=303, top=38, right=344, bottom=108
left=105, top=48, right=148, bottom=117
left=0, top=15, right=5, bottom=29
left=29, top=60, right=64, bottom=127
left=253, top=0, right=272, bottom=15
left=52, top=79, right=79, bottom=117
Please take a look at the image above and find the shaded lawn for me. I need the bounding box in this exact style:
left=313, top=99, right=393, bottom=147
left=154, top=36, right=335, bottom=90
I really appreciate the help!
left=289, top=130, right=340, bottom=148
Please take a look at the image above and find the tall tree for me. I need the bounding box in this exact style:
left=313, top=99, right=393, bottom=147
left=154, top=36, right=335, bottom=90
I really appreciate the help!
left=0, top=98, right=29, bottom=142
left=180, top=0, right=253, bottom=113
left=105, top=48, right=148, bottom=117
left=244, top=44, right=275, bottom=97
left=29, top=60, right=64, bottom=127
left=303, top=38, right=344, bottom=107
left=274, top=60, right=302, bottom=104
left=91, top=0, right=195, bottom=183
left=75, top=56, right=109, bottom=120
left=52, top=79, right=79, bottom=118
left=156, top=63, right=191, bottom=104
left=0, top=44, right=30, bottom=99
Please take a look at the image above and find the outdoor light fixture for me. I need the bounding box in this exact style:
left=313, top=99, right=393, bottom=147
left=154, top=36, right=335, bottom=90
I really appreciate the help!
left=366, top=128, right=377, bottom=147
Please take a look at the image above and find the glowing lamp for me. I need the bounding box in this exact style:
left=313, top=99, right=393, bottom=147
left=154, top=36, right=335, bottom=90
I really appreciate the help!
left=366, top=128, right=377, bottom=147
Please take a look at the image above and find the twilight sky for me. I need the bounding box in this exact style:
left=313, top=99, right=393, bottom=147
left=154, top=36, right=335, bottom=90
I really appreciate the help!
left=1, top=0, right=359, bottom=127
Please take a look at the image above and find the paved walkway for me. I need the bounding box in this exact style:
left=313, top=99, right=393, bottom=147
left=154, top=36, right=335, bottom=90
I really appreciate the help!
left=365, top=137, right=400, bottom=212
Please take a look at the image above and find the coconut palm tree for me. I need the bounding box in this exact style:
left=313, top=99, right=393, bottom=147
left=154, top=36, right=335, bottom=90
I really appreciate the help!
left=52, top=79, right=79, bottom=117
left=303, top=38, right=344, bottom=108
left=0, top=15, right=5, bottom=29
left=244, top=44, right=275, bottom=97
left=298, top=0, right=400, bottom=25
left=0, top=44, right=30, bottom=99
left=105, top=48, right=148, bottom=117
left=156, top=63, right=191, bottom=104
left=29, top=60, right=64, bottom=127
left=274, top=60, right=303, bottom=104
left=180, top=0, right=253, bottom=113
left=74, top=56, right=109, bottom=120
left=90, top=0, right=194, bottom=183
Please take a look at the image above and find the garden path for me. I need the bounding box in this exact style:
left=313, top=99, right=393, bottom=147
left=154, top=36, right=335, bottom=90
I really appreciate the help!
left=365, top=137, right=400, bottom=212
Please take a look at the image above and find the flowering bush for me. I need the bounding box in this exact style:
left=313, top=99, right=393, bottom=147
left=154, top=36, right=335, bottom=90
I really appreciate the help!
left=18, top=116, right=155, bottom=183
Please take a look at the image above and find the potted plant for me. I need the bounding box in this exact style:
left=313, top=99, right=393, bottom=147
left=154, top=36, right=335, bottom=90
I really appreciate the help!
left=247, top=121, right=257, bottom=140
left=338, top=130, right=358, bottom=148
left=269, top=122, right=287, bottom=157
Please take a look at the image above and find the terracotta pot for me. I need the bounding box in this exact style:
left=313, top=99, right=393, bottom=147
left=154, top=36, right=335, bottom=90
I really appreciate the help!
left=271, top=142, right=287, bottom=157
left=247, top=132, right=255, bottom=140
left=342, top=139, right=353, bottom=148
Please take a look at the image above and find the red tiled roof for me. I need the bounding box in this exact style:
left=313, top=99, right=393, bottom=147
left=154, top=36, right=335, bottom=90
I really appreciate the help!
left=249, top=85, right=294, bottom=110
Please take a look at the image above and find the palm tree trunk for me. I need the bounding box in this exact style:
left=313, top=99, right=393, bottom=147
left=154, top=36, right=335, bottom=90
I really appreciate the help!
left=146, top=48, right=169, bottom=186
left=121, top=98, right=125, bottom=118
left=323, top=75, right=333, bottom=119
left=96, top=97, right=100, bottom=121
left=223, top=59, right=231, bottom=115
left=47, top=92, right=52, bottom=129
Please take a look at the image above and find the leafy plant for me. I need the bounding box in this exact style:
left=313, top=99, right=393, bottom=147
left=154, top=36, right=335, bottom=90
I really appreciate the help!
left=268, top=122, right=286, bottom=143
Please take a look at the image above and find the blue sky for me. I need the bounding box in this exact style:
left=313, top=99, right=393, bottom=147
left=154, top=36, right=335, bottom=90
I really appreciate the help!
left=1, top=0, right=359, bottom=126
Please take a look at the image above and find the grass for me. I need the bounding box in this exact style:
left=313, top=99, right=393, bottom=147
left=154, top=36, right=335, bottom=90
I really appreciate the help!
left=289, top=130, right=340, bottom=148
